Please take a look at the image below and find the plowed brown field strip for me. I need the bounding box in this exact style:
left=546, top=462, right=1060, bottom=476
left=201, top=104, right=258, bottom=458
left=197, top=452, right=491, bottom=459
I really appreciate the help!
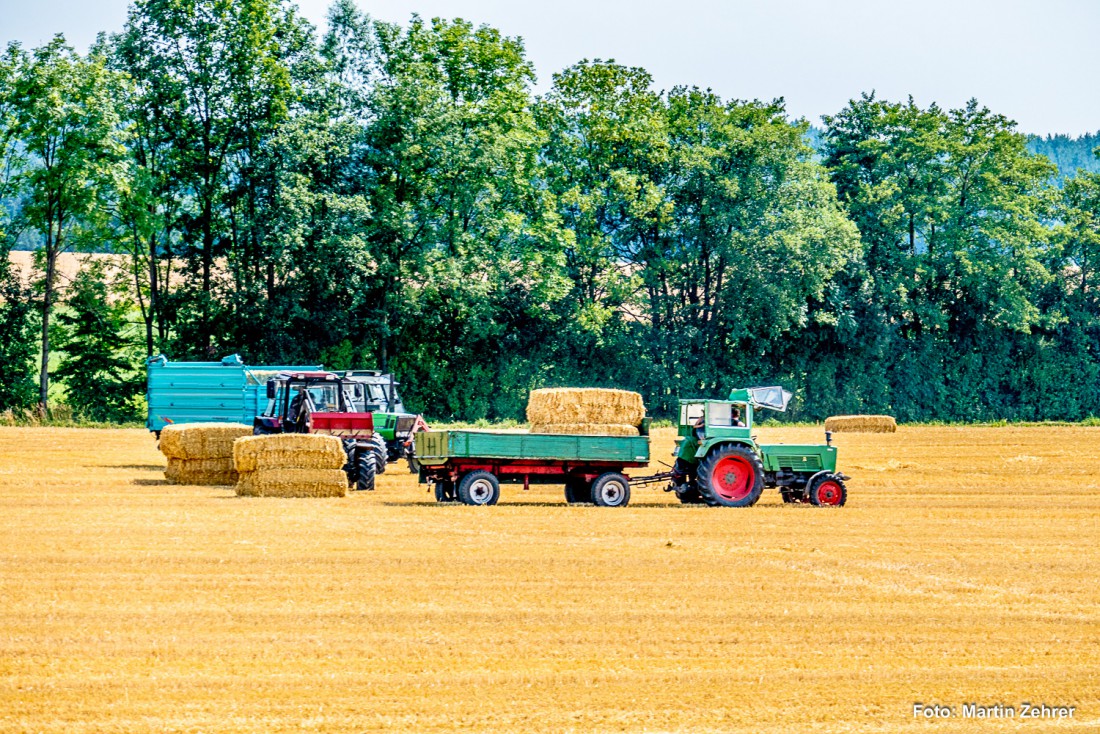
left=1, top=425, right=1097, bottom=732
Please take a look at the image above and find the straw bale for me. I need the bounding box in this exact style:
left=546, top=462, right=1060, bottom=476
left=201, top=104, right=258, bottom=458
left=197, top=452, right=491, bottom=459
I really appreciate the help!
left=160, top=423, right=253, bottom=460
left=824, top=415, right=898, bottom=433
left=526, top=388, right=645, bottom=426
left=233, top=433, right=346, bottom=472
left=164, top=457, right=238, bottom=485
left=235, top=468, right=348, bottom=498
left=529, top=423, right=640, bottom=437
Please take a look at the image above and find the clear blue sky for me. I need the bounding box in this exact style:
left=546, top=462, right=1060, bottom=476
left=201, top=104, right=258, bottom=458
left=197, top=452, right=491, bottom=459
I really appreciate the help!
left=1, top=0, right=1097, bottom=135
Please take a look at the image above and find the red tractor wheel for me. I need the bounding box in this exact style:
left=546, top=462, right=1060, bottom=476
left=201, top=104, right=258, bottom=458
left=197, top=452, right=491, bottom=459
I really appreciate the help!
left=696, top=445, right=765, bottom=507
left=808, top=474, right=847, bottom=507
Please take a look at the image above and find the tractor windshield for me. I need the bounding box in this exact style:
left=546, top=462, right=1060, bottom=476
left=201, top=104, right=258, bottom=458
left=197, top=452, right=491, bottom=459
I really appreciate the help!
left=305, top=384, right=341, bottom=412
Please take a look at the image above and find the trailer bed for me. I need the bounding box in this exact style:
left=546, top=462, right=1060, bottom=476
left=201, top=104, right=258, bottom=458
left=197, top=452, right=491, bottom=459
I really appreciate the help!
left=416, top=429, right=649, bottom=466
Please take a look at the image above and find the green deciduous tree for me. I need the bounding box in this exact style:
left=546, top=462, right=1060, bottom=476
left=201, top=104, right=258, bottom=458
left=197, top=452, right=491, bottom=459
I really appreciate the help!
left=7, top=36, right=127, bottom=413
left=53, top=260, right=142, bottom=422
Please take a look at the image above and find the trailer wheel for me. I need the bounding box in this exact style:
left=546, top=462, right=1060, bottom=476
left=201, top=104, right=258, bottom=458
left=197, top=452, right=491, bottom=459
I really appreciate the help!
left=697, top=445, right=764, bottom=507
left=591, top=472, right=631, bottom=507
left=564, top=477, right=590, bottom=504
left=433, top=480, right=456, bottom=503
left=356, top=451, right=376, bottom=491
left=457, top=470, right=499, bottom=506
left=808, top=474, right=846, bottom=506
left=371, top=433, right=388, bottom=475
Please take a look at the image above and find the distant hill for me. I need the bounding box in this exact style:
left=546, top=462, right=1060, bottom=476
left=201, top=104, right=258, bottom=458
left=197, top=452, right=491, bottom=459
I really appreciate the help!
left=805, top=125, right=1099, bottom=182
left=1026, top=132, right=1100, bottom=180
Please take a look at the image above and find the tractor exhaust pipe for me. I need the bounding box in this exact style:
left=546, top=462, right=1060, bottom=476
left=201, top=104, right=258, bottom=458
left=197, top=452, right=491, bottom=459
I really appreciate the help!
left=825, top=430, right=833, bottom=447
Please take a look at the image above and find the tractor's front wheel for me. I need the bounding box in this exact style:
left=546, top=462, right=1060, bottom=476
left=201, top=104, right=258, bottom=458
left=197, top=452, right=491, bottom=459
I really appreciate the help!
left=697, top=445, right=765, bottom=507
left=808, top=473, right=847, bottom=506
left=457, top=470, right=500, bottom=506
left=356, top=451, right=376, bottom=491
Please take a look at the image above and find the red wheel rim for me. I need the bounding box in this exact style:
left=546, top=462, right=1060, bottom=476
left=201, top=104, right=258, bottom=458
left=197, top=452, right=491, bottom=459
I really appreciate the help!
left=815, top=480, right=843, bottom=505
left=711, top=455, right=754, bottom=501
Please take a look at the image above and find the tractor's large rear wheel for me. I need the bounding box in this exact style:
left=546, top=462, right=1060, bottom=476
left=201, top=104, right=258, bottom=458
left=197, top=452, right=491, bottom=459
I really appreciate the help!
left=808, top=473, right=846, bottom=506
left=697, top=445, right=765, bottom=507
left=371, top=433, right=388, bottom=475
left=457, top=470, right=500, bottom=506
left=356, top=450, right=376, bottom=491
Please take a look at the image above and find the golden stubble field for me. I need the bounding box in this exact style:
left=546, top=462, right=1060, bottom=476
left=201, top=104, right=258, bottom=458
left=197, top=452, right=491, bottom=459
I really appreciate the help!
left=0, top=425, right=1097, bottom=733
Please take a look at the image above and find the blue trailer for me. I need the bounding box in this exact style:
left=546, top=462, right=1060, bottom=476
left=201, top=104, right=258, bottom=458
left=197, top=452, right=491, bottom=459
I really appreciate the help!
left=146, top=354, right=322, bottom=435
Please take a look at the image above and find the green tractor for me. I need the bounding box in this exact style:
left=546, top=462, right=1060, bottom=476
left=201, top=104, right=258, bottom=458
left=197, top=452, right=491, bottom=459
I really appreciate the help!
left=671, top=386, right=849, bottom=507
left=338, top=370, right=429, bottom=470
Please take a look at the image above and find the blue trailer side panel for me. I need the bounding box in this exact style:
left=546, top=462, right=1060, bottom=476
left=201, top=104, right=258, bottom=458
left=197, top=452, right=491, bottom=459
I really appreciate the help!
left=146, top=355, right=321, bottom=432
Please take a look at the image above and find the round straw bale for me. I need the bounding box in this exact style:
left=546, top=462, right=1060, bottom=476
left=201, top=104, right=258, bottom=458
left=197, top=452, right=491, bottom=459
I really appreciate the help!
left=165, top=457, right=238, bottom=485
left=235, top=468, right=348, bottom=498
left=824, top=415, right=897, bottom=433
left=526, top=388, right=645, bottom=426
left=233, top=433, right=347, bottom=472
left=529, top=423, right=640, bottom=436
left=160, top=423, right=253, bottom=459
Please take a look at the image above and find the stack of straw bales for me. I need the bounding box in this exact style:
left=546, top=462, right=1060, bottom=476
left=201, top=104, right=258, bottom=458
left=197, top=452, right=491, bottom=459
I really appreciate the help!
left=824, top=415, right=898, bottom=433
left=233, top=433, right=348, bottom=498
left=527, top=388, right=645, bottom=436
left=160, top=423, right=252, bottom=485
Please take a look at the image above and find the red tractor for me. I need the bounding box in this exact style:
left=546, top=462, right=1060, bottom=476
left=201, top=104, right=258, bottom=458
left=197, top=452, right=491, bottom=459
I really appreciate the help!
left=253, top=371, right=383, bottom=490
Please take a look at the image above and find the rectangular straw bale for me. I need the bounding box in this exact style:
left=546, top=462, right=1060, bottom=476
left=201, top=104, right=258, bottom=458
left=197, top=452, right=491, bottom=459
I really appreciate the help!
left=526, top=388, right=645, bottom=426
left=235, top=468, right=348, bottom=498
left=824, top=415, right=898, bottom=433
left=165, top=457, right=238, bottom=485
left=160, top=423, right=253, bottom=459
left=233, top=433, right=347, bottom=472
left=529, top=423, right=640, bottom=437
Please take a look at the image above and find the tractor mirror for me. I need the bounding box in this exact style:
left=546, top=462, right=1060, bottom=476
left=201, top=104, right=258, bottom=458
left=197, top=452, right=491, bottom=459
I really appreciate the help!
left=266, top=380, right=276, bottom=400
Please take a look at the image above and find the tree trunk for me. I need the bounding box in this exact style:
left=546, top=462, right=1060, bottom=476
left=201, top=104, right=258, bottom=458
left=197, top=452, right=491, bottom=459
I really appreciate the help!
left=201, top=198, right=214, bottom=352
left=38, top=234, right=58, bottom=415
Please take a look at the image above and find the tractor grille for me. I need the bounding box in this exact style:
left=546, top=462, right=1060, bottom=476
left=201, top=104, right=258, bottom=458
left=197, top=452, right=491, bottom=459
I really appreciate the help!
left=773, top=455, right=823, bottom=472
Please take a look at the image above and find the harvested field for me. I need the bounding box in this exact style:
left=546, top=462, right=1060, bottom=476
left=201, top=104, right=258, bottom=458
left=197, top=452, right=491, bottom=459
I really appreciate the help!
left=0, top=424, right=1097, bottom=732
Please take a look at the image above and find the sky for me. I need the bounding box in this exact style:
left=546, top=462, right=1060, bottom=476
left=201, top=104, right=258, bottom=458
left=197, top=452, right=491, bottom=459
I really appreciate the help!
left=1, top=0, right=1097, bottom=135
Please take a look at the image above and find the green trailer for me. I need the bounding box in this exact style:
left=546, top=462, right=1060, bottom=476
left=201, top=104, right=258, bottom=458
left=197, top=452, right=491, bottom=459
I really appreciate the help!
left=415, top=426, right=651, bottom=506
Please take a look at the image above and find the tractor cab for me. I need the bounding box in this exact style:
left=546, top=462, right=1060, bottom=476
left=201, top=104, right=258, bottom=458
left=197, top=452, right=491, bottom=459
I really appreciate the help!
left=256, top=371, right=374, bottom=439
left=339, top=370, right=406, bottom=413
left=677, top=387, right=792, bottom=443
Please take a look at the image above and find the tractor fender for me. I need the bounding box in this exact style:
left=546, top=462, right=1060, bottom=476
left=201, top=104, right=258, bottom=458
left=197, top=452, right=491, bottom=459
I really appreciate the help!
left=694, top=437, right=758, bottom=461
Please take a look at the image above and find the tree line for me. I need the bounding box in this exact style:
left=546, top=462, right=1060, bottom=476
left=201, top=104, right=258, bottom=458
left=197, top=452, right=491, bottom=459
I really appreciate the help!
left=1, top=0, right=1098, bottom=423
